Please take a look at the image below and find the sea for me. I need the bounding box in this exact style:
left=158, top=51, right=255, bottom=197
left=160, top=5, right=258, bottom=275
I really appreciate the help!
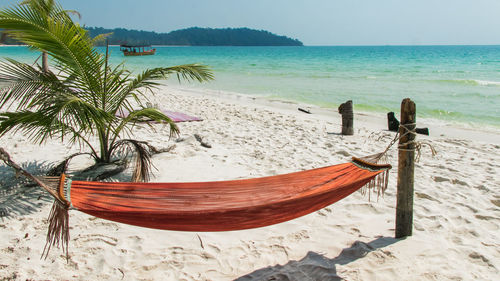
left=1, top=45, right=499, bottom=130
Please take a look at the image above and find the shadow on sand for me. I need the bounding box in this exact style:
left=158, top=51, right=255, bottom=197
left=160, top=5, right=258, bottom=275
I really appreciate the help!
left=0, top=161, right=54, bottom=220
left=0, top=157, right=133, bottom=220
left=235, top=236, right=399, bottom=281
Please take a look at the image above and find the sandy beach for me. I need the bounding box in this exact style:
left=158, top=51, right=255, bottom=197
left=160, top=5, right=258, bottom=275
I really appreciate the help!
left=0, top=85, right=499, bottom=280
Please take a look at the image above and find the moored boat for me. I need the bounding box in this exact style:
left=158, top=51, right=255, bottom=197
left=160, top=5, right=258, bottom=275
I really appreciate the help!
left=120, top=44, right=156, bottom=56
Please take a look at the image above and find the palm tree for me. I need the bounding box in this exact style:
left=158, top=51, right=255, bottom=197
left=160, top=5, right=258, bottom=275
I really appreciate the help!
left=20, top=0, right=81, bottom=73
left=0, top=0, right=214, bottom=181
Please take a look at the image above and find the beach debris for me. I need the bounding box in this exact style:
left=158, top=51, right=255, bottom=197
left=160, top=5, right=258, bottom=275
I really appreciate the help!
left=150, top=144, right=176, bottom=154
left=117, top=268, right=125, bottom=280
left=194, top=134, right=212, bottom=148
left=387, top=112, right=399, bottom=132
left=298, top=108, right=311, bottom=114
left=197, top=234, right=205, bottom=249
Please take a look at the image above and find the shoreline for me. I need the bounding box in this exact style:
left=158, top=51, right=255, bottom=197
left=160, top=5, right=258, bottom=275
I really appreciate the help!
left=168, top=84, right=500, bottom=144
left=3, top=45, right=499, bottom=131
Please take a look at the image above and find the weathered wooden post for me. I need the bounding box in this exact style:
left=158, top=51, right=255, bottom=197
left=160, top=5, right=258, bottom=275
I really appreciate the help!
left=338, top=100, right=354, bottom=135
left=395, top=98, right=416, bottom=238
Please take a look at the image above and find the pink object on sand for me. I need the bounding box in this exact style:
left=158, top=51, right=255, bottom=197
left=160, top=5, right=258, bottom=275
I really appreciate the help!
left=117, top=109, right=202, bottom=123
left=161, top=110, right=203, bottom=122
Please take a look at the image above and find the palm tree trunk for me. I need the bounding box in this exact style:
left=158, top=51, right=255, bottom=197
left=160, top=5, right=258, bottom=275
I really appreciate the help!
left=42, top=51, right=49, bottom=73
left=98, top=130, right=110, bottom=163
left=0, top=32, right=6, bottom=44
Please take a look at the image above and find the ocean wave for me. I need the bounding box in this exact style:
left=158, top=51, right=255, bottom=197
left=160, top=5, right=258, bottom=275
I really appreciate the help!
left=473, top=79, right=500, bottom=86
left=426, top=109, right=465, bottom=118
left=450, top=91, right=500, bottom=100
left=435, top=79, right=500, bottom=87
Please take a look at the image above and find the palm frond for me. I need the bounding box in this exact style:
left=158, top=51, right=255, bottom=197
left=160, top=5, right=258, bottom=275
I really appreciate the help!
left=0, top=92, right=110, bottom=145
left=162, top=64, right=215, bottom=83
left=1, top=0, right=214, bottom=170
left=110, top=139, right=156, bottom=182
left=107, top=65, right=213, bottom=117
left=0, top=3, right=105, bottom=97
left=110, top=107, right=179, bottom=146
left=0, top=58, right=64, bottom=109
left=91, top=32, right=112, bottom=45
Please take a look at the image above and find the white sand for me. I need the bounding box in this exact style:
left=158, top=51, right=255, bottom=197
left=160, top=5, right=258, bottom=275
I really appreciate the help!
left=0, top=85, right=499, bottom=280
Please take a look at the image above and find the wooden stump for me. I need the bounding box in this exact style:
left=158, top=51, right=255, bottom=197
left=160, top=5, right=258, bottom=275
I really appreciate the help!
left=338, top=100, right=354, bottom=135
left=387, top=112, right=399, bottom=132
left=396, top=98, right=416, bottom=238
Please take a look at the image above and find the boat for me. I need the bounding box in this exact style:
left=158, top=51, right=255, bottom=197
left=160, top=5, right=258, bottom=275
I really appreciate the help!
left=120, top=44, right=156, bottom=56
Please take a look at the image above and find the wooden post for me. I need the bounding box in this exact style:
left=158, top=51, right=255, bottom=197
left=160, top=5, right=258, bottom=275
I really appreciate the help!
left=395, top=98, right=416, bottom=238
left=338, top=100, right=354, bottom=135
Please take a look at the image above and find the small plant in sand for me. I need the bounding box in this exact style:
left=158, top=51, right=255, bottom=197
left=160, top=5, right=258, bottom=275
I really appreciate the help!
left=0, top=0, right=214, bottom=181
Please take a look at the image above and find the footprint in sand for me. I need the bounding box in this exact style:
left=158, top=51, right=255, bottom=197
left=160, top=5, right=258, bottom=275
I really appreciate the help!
left=491, top=199, right=500, bottom=207
left=433, top=176, right=450, bottom=183
left=415, top=192, right=441, bottom=203
left=75, top=234, right=118, bottom=246
left=287, top=230, right=310, bottom=242
left=468, top=251, right=495, bottom=268
left=208, top=244, right=221, bottom=254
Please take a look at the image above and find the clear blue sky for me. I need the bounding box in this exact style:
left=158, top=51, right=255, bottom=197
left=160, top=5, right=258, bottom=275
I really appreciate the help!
left=3, top=0, right=500, bottom=45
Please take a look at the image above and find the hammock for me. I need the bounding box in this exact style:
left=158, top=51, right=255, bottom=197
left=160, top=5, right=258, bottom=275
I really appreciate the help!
left=0, top=148, right=390, bottom=258
left=68, top=158, right=390, bottom=232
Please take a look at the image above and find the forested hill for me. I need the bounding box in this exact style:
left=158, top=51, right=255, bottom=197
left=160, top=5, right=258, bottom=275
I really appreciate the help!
left=86, top=27, right=303, bottom=46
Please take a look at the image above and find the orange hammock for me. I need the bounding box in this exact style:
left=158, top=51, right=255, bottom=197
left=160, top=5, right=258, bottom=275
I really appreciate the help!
left=68, top=158, right=390, bottom=232
left=0, top=148, right=390, bottom=258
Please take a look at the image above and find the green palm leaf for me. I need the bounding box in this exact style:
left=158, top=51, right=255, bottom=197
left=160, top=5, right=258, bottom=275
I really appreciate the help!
left=0, top=0, right=214, bottom=181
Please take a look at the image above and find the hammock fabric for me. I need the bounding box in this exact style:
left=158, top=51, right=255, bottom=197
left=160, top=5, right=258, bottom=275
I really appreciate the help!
left=0, top=147, right=391, bottom=259
left=67, top=158, right=391, bottom=232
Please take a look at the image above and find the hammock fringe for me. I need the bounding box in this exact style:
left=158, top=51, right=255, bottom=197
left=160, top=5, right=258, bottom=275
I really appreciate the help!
left=355, top=154, right=391, bottom=200
left=42, top=200, right=70, bottom=261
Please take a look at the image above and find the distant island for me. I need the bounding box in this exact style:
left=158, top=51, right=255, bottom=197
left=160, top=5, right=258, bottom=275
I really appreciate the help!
left=86, top=27, right=303, bottom=46
left=1, top=27, right=302, bottom=46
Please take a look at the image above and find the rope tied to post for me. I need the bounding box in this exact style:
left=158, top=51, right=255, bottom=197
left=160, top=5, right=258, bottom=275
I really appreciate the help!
left=397, top=123, right=437, bottom=162
left=368, top=123, right=436, bottom=164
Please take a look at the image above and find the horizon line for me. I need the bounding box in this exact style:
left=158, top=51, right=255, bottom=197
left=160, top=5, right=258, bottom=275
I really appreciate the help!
left=109, top=43, right=500, bottom=47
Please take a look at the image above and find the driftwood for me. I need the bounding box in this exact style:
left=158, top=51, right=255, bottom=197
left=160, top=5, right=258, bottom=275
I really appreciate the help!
left=298, top=108, right=311, bottom=114
left=338, top=100, right=354, bottom=135
left=194, top=134, right=212, bottom=148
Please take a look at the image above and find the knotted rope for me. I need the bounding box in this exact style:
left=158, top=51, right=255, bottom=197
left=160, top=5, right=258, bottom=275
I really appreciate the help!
left=368, top=123, right=437, bottom=164
left=357, top=123, right=436, bottom=201
left=396, top=123, right=437, bottom=162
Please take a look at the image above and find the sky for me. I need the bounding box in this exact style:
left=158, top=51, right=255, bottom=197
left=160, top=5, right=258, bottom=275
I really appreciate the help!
left=2, top=0, right=500, bottom=46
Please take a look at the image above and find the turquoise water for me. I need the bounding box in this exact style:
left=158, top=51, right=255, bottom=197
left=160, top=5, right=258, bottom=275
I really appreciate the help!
left=2, top=45, right=500, bottom=128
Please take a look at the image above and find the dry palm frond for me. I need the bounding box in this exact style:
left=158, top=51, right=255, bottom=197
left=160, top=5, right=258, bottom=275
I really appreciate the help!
left=110, top=139, right=155, bottom=182
left=42, top=200, right=69, bottom=261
